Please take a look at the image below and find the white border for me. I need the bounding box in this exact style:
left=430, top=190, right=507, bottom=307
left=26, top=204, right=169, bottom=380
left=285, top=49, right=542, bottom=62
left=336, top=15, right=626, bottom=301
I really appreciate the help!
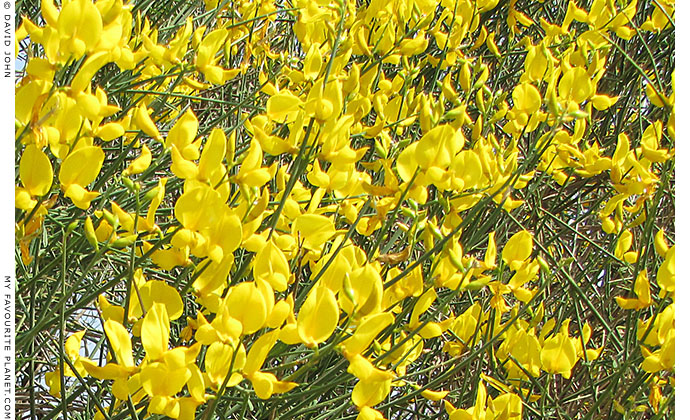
left=3, top=2, right=14, bottom=419
left=675, top=0, right=686, bottom=417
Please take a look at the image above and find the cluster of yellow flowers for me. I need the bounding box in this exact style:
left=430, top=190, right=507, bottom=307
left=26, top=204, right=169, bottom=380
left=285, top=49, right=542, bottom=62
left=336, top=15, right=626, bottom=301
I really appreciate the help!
left=16, top=0, right=674, bottom=418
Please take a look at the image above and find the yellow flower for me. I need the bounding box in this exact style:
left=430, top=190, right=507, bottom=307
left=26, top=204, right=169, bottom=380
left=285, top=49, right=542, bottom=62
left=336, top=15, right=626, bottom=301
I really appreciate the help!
left=616, top=270, right=653, bottom=310
left=58, top=146, right=104, bottom=209
left=540, top=329, right=577, bottom=378
left=345, top=352, right=395, bottom=408
left=266, top=91, right=302, bottom=122
left=342, top=312, right=394, bottom=355
left=502, top=230, right=533, bottom=271
left=243, top=330, right=298, bottom=398
left=254, top=239, right=290, bottom=292
left=292, top=213, right=336, bottom=250
left=123, top=144, right=152, bottom=175
left=297, top=285, right=339, bottom=347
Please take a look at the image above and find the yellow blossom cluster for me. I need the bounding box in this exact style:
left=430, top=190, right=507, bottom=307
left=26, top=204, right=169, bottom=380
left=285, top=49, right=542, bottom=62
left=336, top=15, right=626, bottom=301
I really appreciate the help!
left=16, top=0, right=674, bottom=418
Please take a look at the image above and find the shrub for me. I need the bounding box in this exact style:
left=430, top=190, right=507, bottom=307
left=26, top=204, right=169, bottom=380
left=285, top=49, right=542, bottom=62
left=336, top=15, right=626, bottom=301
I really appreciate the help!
left=15, top=0, right=675, bottom=418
